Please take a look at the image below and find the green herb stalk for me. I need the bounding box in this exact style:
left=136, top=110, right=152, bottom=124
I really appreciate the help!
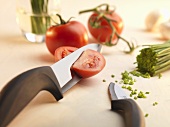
left=31, top=0, right=51, bottom=34
left=136, top=40, right=170, bottom=76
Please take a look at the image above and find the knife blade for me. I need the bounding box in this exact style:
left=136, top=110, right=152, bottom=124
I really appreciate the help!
left=51, top=43, right=102, bottom=90
left=108, top=82, right=145, bottom=127
left=0, top=43, right=102, bottom=127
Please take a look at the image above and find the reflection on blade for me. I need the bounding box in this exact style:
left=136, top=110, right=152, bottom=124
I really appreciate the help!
left=114, top=83, right=129, bottom=99
left=61, top=73, right=82, bottom=94
left=109, top=82, right=129, bottom=100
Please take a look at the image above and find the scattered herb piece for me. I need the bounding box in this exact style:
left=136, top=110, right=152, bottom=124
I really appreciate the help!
left=153, top=102, right=158, bottom=106
left=134, top=96, right=138, bottom=100
left=131, top=90, right=137, bottom=95
left=121, top=71, right=136, bottom=85
left=145, top=113, right=149, bottom=117
left=127, top=86, right=133, bottom=91
left=145, top=92, right=150, bottom=94
left=111, top=74, right=115, bottom=78
left=137, top=91, right=147, bottom=98
left=158, top=73, right=162, bottom=79
left=122, top=85, right=126, bottom=89
left=103, top=79, right=106, bottom=82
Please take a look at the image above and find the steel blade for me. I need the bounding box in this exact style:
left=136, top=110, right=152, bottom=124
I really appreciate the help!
left=61, top=72, right=82, bottom=94
left=109, top=82, right=129, bottom=100
left=50, top=43, right=101, bottom=88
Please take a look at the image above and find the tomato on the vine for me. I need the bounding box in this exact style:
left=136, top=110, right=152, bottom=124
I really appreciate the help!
left=78, top=3, right=137, bottom=52
left=45, top=14, right=88, bottom=55
left=88, top=11, right=123, bottom=44
left=54, top=46, right=106, bottom=78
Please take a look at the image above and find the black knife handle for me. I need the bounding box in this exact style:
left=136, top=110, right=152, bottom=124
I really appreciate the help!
left=111, top=99, right=145, bottom=127
left=0, top=66, right=63, bottom=127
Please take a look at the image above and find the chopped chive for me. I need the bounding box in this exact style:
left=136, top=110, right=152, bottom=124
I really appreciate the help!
left=127, top=86, right=132, bottom=91
left=145, top=113, right=149, bottom=117
left=137, top=91, right=146, bottom=98
left=121, top=71, right=136, bottom=85
left=131, top=90, right=137, bottom=95
left=153, top=102, right=158, bottom=106
left=145, top=92, right=150, bottom=94
left=134, top=96, right=138, bottom=100
left=122, top=85, right=126, bottom=89
left=111, top=74, right=115, bottom=78
left=158, top=73, right=162, bottom=79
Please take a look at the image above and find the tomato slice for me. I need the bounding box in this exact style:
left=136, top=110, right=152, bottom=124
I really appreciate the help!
left=54, top=46, right=78, bottom=62
left=54, top=46, right=106, bottom=78
left=72, top=49, right=106, bottom=78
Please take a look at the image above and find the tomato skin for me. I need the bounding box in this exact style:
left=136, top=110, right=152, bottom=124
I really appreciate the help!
left=88, top=12, right=124, bottom=44
left=54, top=46, right=78, bottom=62
left=72, top=49, right=106, bottom=78
left=46, top=21, right=88, bottom=55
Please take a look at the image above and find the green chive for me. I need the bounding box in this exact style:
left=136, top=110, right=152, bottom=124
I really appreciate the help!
left=145, top=113, right=149, bottom=117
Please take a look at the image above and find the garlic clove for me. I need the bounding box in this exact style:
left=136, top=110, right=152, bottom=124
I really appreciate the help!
left=145, top=9, right=170, bottom=32
left=159, top=21, right=170, bottom=40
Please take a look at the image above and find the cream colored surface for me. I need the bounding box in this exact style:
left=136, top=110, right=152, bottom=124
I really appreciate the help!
left=0, top=0, right=170, bottom=127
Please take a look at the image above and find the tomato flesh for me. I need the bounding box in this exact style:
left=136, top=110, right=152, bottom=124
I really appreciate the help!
left=88, top=12, right=123, bottom=44
left=54, top=46, right=78, bottom=62
left=72, top=49, right=106, bottom=78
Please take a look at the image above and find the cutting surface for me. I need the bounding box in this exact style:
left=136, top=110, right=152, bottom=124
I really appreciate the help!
left=0, top=0, right=170, bottom=127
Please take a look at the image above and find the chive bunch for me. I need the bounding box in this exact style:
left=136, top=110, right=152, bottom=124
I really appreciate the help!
left=136, top=40, right=170, bottom=76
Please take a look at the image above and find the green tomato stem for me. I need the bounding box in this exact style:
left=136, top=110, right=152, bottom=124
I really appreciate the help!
left=102, top=15, right=135, bottom=53
left=79, top=3, right=136, bottom=53
left=79, top=3, right=110, bottom=14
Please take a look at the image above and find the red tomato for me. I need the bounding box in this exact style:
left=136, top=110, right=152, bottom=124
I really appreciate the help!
left=46, top=21, right=88, bottom=55
left=54, top=46, right=78, bottom=62
left=72, top=49, right=106, bottom=78
left=88, top=11, right=123, bottom=44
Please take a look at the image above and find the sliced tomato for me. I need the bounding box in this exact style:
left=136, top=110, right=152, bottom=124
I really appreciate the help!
left=54, top=46, right=106, bottom=78
left=54, top=46, right=78, bottom=62
left=72, top=49, right=106, bottom=78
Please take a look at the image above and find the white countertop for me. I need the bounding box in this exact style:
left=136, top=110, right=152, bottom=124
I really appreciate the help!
left=0, top=0, right=170, bottom=127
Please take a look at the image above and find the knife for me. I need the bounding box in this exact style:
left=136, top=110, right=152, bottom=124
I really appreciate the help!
left=108, top=82, right=145, bottom=127
left=0, top=43, right=102, bottom=127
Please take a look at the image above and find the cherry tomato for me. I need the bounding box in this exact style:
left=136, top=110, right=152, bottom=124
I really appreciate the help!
left=54, top=46, right=78, bottom=62
left=88, top=11, right=123, bottom=44
left=46, top=18, right=88, bottom=55
left=72, top=49, right=106, bottom=78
